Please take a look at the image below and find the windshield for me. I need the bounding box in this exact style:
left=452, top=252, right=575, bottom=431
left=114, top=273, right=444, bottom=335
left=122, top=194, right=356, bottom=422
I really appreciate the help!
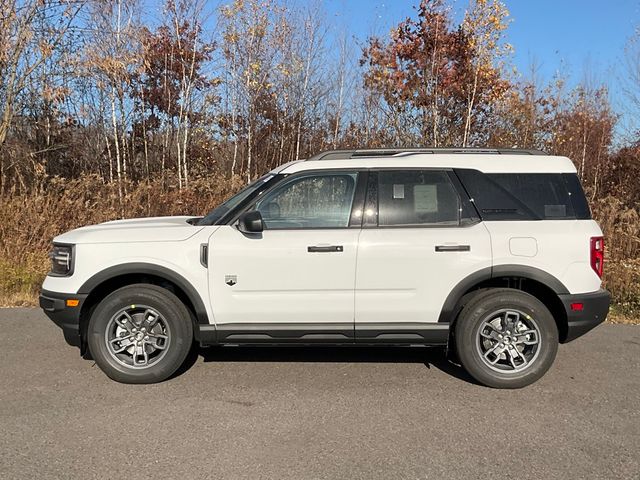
left=198, top=174, right=275, bottom=225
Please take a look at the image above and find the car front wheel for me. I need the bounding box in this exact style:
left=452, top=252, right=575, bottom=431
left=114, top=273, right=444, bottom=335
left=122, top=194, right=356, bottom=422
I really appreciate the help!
left=87, top=284, right=193, bottom=384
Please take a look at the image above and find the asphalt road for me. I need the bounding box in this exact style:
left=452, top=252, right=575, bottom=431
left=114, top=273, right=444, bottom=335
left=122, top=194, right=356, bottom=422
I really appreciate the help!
left=0, top=309, right=638, bottom=480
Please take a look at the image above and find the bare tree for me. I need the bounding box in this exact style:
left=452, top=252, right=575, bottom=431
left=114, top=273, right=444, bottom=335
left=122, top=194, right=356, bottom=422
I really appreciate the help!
left=0, top=0, right=81, bottom=193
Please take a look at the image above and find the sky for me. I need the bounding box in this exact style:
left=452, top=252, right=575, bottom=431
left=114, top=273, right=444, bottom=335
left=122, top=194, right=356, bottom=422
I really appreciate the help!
left=141, top=0, right=640, bottom=138
left=325, top=1, right=639, bottom=79
left=324, top=0, right=640, bottom=134
left=149, top=0, right=640, bottom=99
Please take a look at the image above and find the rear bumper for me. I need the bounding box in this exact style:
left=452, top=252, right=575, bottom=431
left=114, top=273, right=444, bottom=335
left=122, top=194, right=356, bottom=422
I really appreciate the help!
left=559, top=289, right=610, bottom=343
left=39, top=289, right=87, bottom=348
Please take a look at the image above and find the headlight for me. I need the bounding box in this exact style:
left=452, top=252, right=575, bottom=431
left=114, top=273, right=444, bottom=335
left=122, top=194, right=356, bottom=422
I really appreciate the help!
left=49, top=244, right=74, bottom=277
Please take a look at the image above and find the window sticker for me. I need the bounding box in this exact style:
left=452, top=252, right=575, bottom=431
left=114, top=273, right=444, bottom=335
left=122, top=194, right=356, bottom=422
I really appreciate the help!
left=393, top=184, right=405, bottom=199
left=544, top=204, right=566, bottom=217
left=414, top=184, right=438, bottom=213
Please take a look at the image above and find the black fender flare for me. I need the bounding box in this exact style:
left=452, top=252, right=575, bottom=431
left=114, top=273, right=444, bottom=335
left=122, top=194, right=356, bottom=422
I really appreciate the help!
left=437, top=265, right=569, bottom=323
left=78, top=263, right=210, bottom=325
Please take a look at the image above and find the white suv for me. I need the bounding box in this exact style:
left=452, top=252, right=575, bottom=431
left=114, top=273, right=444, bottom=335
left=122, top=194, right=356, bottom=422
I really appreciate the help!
left=40, top=148, right=610, bottom=388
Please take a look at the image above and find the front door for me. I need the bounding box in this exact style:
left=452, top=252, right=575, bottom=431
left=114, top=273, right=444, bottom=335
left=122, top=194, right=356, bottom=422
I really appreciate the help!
left=208, top=170, right=363, bottom=343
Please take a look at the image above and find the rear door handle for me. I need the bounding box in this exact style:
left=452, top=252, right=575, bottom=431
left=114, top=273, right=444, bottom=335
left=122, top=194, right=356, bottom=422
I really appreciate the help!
left=435, top=245, right=470, bottom=252
left=307, top=245, right=344, bottom=253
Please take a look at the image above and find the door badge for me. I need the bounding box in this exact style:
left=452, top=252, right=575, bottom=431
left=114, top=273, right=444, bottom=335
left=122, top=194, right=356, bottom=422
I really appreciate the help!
left=225, top=275, right=237, bottom=286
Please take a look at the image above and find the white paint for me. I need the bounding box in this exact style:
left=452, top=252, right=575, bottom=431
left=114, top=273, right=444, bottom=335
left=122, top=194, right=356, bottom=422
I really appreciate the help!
left=509, top=237, right=538, bottom=257
left=485, top=220, right=603, bottom=294
left=280, top=154, right=577, bottom=174
left=355, top=224, right=492, bottom=324
left=208, top=226, right=360, bottom=325
left=42, top=154, right=604, bottom=330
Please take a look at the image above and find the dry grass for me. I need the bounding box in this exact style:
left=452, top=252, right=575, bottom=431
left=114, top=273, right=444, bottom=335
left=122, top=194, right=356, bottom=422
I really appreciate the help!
left=0, top=178, right=638, bottom=325
left=591, top=196, right=640, bottom=322
left=0, top=292, right=39, bottom=307
left=0, top=174, right=242, bottom=306
left=607, top=310, right=640, bottom=325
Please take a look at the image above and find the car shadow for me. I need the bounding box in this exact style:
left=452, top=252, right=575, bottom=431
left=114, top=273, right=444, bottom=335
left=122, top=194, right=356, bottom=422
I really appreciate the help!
left=172, top=344, right=479, bottom=385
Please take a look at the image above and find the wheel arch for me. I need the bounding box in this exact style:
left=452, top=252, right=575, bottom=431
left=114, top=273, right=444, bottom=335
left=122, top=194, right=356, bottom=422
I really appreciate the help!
left=439, top=265, right=569, bottom=342
left=77, top=263, right=210, bottom=356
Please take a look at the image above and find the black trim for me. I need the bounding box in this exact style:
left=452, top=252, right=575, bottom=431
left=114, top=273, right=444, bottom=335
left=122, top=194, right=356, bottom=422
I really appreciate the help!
left=355, top=323, right=449, bottom=345
left=200, top=243, right=208, bottom=268
left=39, top=289, right=87, bottom=347
left=452, top=170, right=482, bottom=219
left=491, top=265, right=569, bottom=294
left=198, top=324, right=217, bottom=345
left=307, top=245, right=343, bottom=253
left=447, top=170, right=481, bottom=224
left=78, top=263, right=210, bottom=325
left=438, top=267, right=492, bottom=323
left=559, top=289, right=610, bottom=343
left=215, top=174, right=285, bottom=226
left=363, top=170, right=378, bottom=227
left=349, top=170, right=368, bottom=227
left=198, top=322, right=450, bottom=346
left=307, top=148, right=547, bottom=161
left=435, top=245, right=470, bottom=252
left=212, top=323, right=354, bottom=344
left=437, top=265, right=570, bottom=323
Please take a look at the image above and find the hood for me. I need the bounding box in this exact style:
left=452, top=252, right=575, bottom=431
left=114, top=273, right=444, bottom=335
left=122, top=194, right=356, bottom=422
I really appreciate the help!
left=54, top=216, right=204, bottom=244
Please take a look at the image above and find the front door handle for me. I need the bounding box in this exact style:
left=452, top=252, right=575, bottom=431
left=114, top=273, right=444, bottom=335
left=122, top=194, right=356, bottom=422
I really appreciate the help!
left=307, top=245, right=344, bottom=253
left=435, top=245, right=470, bottom=252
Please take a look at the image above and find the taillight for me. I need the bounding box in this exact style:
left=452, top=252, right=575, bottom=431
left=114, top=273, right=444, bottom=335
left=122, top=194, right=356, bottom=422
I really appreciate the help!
left=590, top=236, right=604, bottom=278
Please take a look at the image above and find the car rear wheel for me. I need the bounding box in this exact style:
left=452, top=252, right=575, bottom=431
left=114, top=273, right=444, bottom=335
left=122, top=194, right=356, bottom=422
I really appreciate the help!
left=87, top=284, right=193, bottom=384
left=454, top=288, right=558, bottom=389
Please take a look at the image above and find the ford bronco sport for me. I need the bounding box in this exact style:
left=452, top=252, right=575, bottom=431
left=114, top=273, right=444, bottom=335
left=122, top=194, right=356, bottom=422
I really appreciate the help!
left=40, top=148, right=610, bottom=388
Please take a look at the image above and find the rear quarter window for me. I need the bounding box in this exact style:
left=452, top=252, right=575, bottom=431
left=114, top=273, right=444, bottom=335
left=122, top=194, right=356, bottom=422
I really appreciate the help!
left=455, top=170, right=591, bottom=221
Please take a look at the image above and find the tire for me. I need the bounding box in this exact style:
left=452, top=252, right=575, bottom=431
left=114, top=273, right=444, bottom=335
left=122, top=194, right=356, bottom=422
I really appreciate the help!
left=454, top=288, right=558, bottom=389
left=87, top=284, right=193, bottom=384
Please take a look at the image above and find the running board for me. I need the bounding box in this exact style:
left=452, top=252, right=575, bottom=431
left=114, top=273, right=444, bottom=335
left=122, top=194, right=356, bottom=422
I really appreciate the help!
left=197, top=323, right=449, bottom=346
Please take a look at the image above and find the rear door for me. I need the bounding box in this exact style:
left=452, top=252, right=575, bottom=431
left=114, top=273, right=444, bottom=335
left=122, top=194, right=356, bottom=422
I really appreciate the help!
left=354, top=169, right=492, bottom=343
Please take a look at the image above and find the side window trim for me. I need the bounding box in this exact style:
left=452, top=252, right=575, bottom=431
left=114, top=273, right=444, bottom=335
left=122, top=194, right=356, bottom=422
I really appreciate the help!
left=447, top=171, right=481, bottom=224
left=363, top=171, right=379, bottom=228
left=217, top=174, right=286, bottom=226
left=349, top=170, right=369, bottom=228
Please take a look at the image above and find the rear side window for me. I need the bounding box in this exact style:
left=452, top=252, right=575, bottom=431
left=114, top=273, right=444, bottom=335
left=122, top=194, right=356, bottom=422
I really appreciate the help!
left=455, top=170, right=591, bottom=221
left=377, top=170, right=462, bottom=226
left=562, top=173, right=591, bottom=219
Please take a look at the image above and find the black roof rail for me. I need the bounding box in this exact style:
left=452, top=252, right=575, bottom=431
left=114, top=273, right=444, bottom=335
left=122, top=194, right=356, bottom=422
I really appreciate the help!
left=306, top=148, right=548, bottom=161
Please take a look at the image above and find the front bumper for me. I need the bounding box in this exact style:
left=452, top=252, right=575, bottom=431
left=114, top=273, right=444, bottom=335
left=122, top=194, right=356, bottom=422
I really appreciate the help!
left=559, top=289, right=610, bottom=343
left=39, top=289, right=87, bottom=348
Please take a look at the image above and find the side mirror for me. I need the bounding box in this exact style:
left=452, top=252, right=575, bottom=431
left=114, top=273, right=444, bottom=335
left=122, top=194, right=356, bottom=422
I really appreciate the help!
left=237, top=210, right=264, bottom=233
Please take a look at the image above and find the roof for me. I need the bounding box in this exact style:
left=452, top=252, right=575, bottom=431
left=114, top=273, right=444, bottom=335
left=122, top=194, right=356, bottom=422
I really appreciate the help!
left=275, top=150, right=577, bottom=175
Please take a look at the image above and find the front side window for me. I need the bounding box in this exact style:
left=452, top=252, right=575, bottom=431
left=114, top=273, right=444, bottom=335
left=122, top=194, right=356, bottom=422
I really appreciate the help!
left=198, top=174, right=277, bottom=225
left=377, top=170, right=461, bottom=226
left=255, top=172, right=358, bottom=229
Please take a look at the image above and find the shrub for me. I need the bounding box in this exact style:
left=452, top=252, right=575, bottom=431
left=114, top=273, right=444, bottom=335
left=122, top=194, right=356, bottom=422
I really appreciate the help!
left=0, top=174, right=242, bottom=305
left=1, top=177, right=638, bottom=323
